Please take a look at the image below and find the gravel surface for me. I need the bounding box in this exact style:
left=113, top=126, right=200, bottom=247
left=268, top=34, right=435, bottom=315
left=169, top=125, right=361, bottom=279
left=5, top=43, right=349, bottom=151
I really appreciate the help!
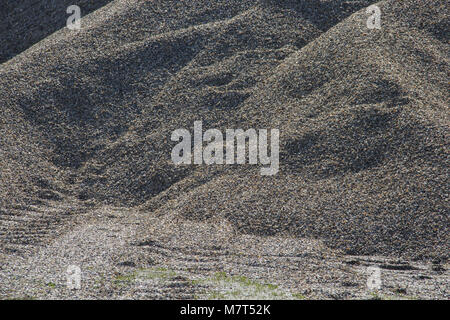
left=0, top=0, right=113, bottom=63
left=0, top=0, right=448, bottom=299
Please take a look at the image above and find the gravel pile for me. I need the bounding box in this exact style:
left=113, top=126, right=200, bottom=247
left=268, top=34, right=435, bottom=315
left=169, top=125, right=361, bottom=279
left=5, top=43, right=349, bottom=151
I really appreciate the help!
left=0, top=0, right=448, bottom=298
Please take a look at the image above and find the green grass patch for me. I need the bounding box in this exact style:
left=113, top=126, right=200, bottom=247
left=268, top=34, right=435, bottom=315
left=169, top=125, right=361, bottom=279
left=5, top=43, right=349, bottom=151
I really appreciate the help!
left=292, top=293, right=306, bottom=300
left=196, top=272, right=296, bottom=300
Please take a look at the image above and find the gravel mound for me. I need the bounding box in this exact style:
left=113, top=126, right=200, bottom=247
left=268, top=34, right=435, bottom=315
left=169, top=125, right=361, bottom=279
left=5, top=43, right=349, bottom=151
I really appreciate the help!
left=0, top=0, right=448, bottom=266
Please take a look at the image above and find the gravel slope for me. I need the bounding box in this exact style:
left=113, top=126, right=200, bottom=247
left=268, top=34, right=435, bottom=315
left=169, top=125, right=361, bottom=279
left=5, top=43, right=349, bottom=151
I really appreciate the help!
left=0, top=0, right=448, bottom=299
